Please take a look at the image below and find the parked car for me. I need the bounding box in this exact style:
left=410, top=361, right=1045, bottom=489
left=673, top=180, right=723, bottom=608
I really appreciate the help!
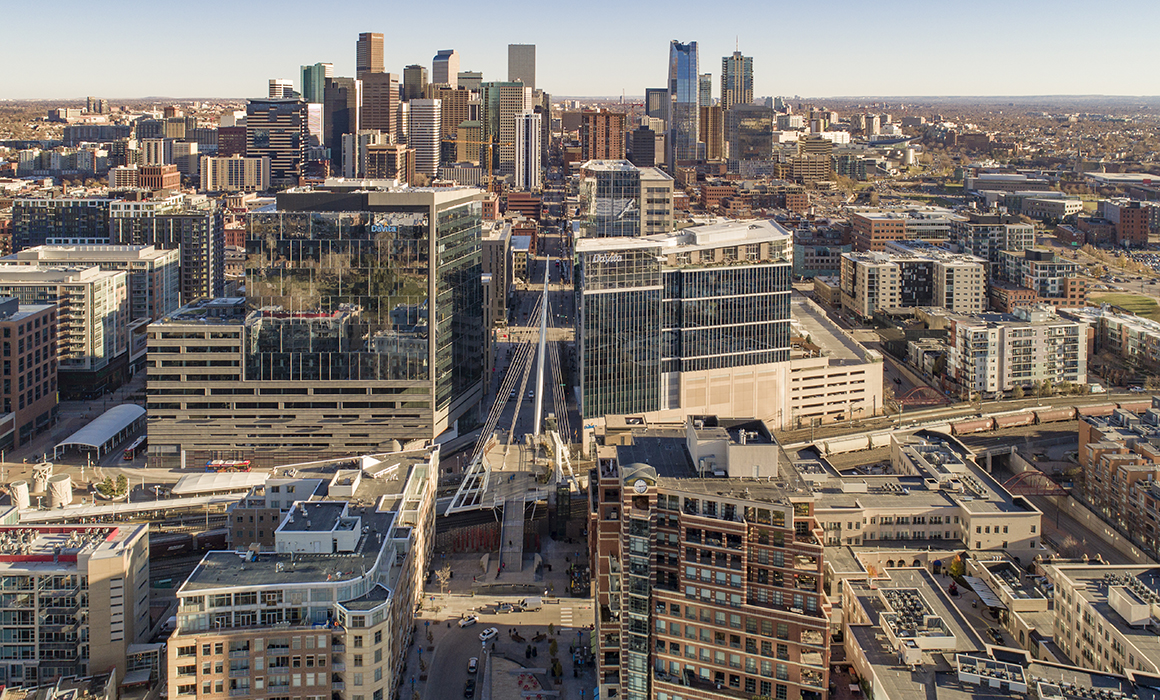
left=458, top=614, right=479, bottom=628
left=479, top=627, right=499, bottom=643
left=1129, top=386, right=1146, bottom=393
left=497, top=603, right=513, bottom=614
left=464, top=679, right=476, bottom=698
left=467, top=658, right=479, bottom=674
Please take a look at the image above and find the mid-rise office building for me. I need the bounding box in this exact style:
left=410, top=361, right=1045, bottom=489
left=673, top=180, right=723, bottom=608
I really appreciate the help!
left=300, top=62, right=333, bottom=104
left=355, top=32, right=383, bottom=78
left=721, top=50, right=753, bottom=110
left=245, top=99, right=308, bottom=188
left=146, top=183, right=485, bottom=467
left=581, top=111, right=626, bottom=161
left=0, top=264, right=128, bottom=397
left=139, top=164, right=181, bottom=191
left=578, top=161, right=675, bottom=238
left=507, top=43, right=536, bottom=89
left=432, top=49, right=460, bottom=88
left=514, top=111, right=542, bottom=191
left=0, top=523, right=151, bottom=687
left=167, top=446, right=438, bottom=700
left=590, top=417, right=831, bottom=700
left=667, top=40, right=701, bottom=166
left=200, top=155, right=271, bottom=193
left=5, top=244, right=180, bottom=322
left=839, top=244, right=987, bottom=320
left=0, top=298, right=58, bottom=445
left=949, top=212, right=1034, bottom=265
left=425, top=85, right=474, bottom=163
left=365, top=144, right=415, bottom=184
left=940, top=305, right=1086, bottom=394
left=12, top=198, right=113, bottom=250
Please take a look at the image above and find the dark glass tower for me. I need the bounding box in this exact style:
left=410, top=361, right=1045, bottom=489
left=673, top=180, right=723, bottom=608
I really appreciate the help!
left=667, top=40, right=701, bottom=167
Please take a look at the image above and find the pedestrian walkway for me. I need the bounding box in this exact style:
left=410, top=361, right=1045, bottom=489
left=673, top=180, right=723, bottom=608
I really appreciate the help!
left=496, top=497, right=525, bottom=578
left=558, top=606, right=573, bottom=627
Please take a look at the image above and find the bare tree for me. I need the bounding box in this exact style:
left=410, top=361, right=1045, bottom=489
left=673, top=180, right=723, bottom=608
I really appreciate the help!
left=435, top=563, right=452, bottom=595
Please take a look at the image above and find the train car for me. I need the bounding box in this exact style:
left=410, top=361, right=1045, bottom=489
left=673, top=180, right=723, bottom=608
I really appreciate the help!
left=1076, top=404, right=1117, bottom=417
left=949, top=418, right=994, bottom=436
left=1116, top=401, right=1153, bottom=413
left=194, top=529, right=228, bottom=551
left=149, top=532, right=193, bottom=560
left=993, top=412, right=1035, bottom=429
left=1033, top=407, right=1077, bottom=424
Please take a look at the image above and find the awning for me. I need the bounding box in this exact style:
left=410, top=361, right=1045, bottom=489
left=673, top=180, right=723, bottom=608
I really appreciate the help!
left=963, top=575, right=1007, bottom=610
left=55, top=404, right=145, bottom=451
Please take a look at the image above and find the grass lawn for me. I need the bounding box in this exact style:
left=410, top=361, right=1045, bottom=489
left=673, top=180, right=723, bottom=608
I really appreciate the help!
left=1088, top=293, right=1160, bottom=322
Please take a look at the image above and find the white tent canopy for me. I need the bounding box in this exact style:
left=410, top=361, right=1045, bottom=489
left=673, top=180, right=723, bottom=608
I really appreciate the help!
left=54, top=404, right=146, bottom=457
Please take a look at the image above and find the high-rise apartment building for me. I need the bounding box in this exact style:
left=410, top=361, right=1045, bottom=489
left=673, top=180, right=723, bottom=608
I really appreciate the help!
left=699, top=105, right=724, bottom=161
left=0, top=523, right=151, bottom=687
left=721, top=51, right=754, bottom=110
left=0, top=264, right=128, bottom=397
left=403, top=64, right=428, bottom=101
left=480, top=81, right=532, bottom=176
left=323, top=78, right=362, bottom=174
left=432, top=49, right=460, bottom=87
left=408, top=99, right=442, bottom=177
left=165, top=446, right=438, bottom=700
left=355, top=32, right=384, bottom=78
left=514, top=111, right=542, bottom=191
left=667, top=40, right=701, bottom=167
left=109, top=197, right=226, bottom=303
left=0, top=298, right=57, bottom=443
left=12, top=198, right=113, bottom=249
left=581, top=110, right=626, bottom=161
left=145, top=183, right=485, bottom=467
left=268, top=79, right=295, bottom=99
left=997, top=247, right=1087, bottom=308
left=200, top=155, right=271, bottom=193
left=245, top=99, right=308, bottom=188
left=361, top=72, right=400, bottom=139
left=507, top=44, right=536, bottom=89
left=6, top=244, right=180, bottom=323
left=300, top=62, right=333, bottom=104
left=589, top=418, right=831, bottom=700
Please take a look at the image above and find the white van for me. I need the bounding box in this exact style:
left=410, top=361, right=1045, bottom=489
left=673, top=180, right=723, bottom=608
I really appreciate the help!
left=520, top=596, right=543, bottom=611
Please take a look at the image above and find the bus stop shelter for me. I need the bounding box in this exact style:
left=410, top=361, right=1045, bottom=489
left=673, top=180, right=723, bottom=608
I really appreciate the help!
left=54, top=404, right=146, bottom=459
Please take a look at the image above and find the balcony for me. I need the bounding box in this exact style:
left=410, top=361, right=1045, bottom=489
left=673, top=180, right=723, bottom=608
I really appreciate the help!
left=229, top=689, right=251, bottom=697
left=229, top=650, right=250, bottom=659
left=332, top=682, right=345, bottom=691
left=229, top=669, right=250, bottom=678
left=332, top=644, right=345, bottom=653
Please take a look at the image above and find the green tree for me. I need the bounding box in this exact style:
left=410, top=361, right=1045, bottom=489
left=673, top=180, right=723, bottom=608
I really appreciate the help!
left=1012, top=386, right=1025, bottom=400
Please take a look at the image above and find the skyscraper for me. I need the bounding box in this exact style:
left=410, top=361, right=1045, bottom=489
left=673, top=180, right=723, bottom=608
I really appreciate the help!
left=300, top=62, right=334, bottom=104
left=698, top=72, right=712, bottom=107
left=644, top=88, right=668, bottom=120
left=721, top=50, right=754, bottom=110
left=362, top=72, right=400, bottom=139
left=356, top=32, right=383, bottom=78
left=726, top=103, right=774, bottom=170
left=507, top=44, right=536, bottom=89
left=427, top=85, right=475, bottom=163
left=457, top=71, right=483, bottom=92
left=699, top=104, right=724, bottom=160
left=514, top=111, right=542, bottom=191
left=323, top=78, right=362, bottom=173
left=403, top=64, right=428, bottom=101
left=432, top=49, right=460, bottom=88
left=666, top=40, right=700, bottom=167
left=480, top=81, right=532, bottom=176
left=408, top=99, right=442, bottom=177
left=245, top=98, right=308, bottom=187
left=268, top=78, right=295, bottom=98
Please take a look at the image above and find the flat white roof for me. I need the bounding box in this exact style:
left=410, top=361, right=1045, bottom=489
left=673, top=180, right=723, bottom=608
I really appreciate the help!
left=171, top=471, right=270, bottom=496
left=55, top=404, right=145, bottom=451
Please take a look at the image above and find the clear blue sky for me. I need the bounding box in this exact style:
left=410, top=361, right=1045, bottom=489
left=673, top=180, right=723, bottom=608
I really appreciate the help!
left=4, top=0, right=1159, bottom=100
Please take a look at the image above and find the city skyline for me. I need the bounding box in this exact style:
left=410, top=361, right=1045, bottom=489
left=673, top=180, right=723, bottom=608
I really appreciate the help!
left=4, top=0, right=1160, bottom=99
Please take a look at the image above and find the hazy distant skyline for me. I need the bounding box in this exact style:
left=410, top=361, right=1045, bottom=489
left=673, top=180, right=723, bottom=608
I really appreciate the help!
left=4, top=0, right=1160, bottom=100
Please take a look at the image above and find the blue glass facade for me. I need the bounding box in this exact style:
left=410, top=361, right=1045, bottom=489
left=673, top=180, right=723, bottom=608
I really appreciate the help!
left=667, top=41, right=701, bottom=166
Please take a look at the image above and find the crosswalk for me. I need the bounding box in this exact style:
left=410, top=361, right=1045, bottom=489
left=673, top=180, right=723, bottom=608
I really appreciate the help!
left=559, top=607, right=573, bottom=627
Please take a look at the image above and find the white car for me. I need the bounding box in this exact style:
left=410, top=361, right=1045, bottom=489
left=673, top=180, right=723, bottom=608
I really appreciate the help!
left=458, top=614, right=479, bottom=628
left=479, top=627, right=498, bottom=643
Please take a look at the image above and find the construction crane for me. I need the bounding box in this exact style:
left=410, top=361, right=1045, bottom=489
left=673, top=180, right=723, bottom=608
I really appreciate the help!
left=441, top=137, right=512, bottom=192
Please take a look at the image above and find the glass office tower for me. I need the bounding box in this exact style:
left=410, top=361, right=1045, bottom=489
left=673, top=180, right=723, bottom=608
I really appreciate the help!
left=667, top=40, right=701, bottom=167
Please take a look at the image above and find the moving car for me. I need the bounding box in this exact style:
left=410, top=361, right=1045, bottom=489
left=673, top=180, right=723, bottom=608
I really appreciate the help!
left=458, top=614, right=479, bottom=628
left=479, top=627, right=499, bottom=643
